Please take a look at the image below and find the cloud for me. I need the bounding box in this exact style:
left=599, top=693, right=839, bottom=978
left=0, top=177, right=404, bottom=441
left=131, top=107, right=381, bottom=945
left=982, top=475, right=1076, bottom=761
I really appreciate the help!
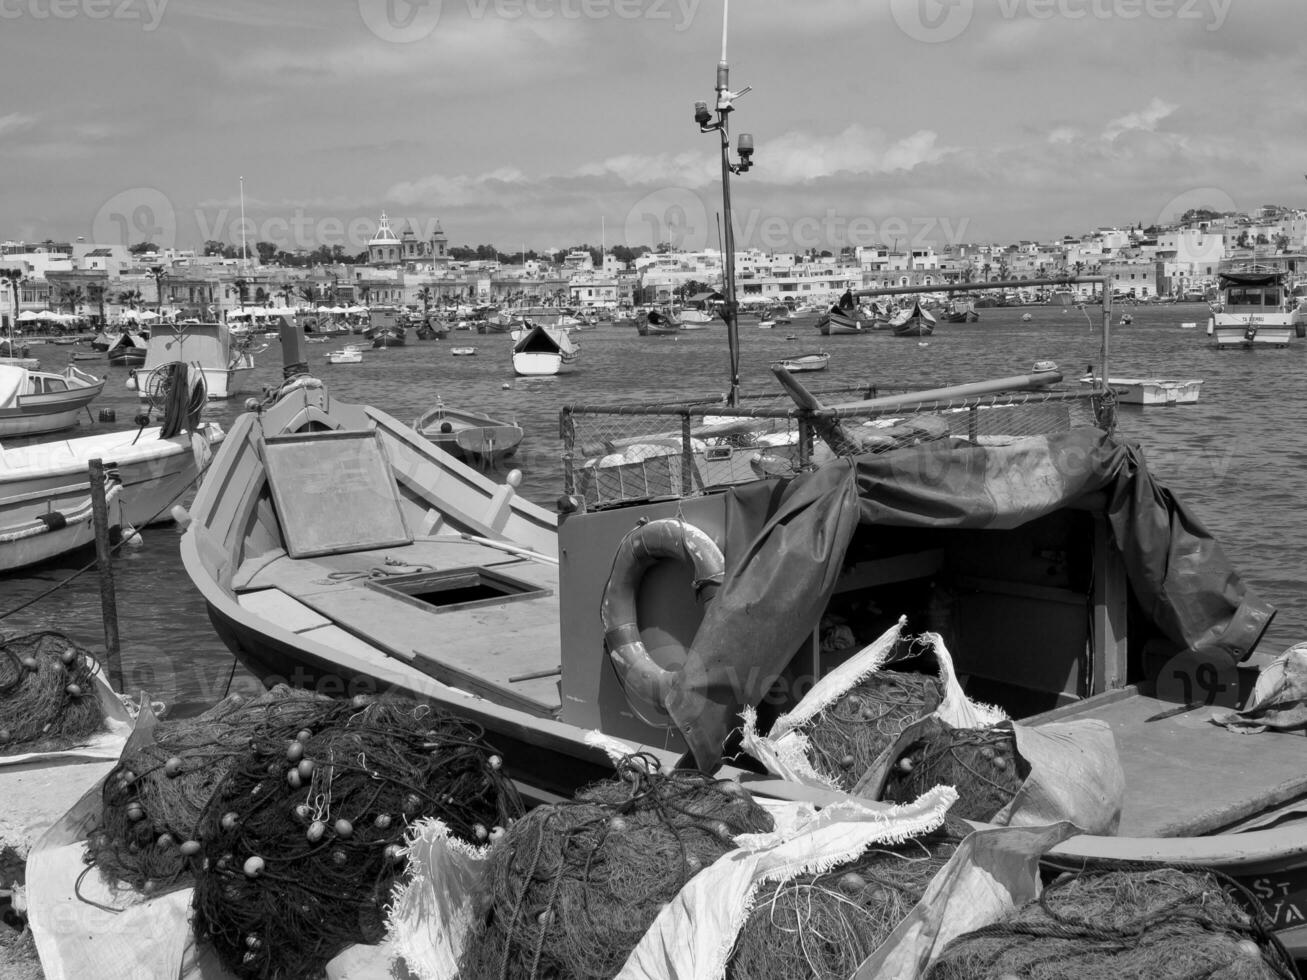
left=0, top=113, right=37, bottom=138
left=1103, top=97, right=1178, bottom=141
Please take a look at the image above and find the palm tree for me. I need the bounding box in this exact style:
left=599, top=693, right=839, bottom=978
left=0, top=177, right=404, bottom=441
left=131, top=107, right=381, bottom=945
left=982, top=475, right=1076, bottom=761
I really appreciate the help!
left=148, top=265, right=167, bottom=313
left=233, top=278, right=249, bottom=309
left=276, top=284, right=295, bottom=309
left=417, top=285, right=434, bottom=320
left=297, top=284, right=318, bottom=306
left=59, top=286, right=85, bottom=316
left=87, top=283, right=108, bottom=326
left=117, top=288, right=143, bottom=311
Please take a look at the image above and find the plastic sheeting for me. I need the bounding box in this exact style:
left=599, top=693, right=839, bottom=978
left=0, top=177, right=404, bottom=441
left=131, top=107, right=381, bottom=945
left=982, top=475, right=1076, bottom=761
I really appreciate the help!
left=666, top=428, right=1276, bottom=771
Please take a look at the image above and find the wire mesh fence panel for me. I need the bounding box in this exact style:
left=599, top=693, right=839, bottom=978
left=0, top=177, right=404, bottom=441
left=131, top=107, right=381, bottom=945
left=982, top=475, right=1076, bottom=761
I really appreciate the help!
left=561, top=387, right=1111, bottom=511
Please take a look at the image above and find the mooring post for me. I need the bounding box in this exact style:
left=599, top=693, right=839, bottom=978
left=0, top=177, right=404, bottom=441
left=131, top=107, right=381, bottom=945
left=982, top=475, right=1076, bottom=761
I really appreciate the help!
left=88, top=458, right=124, bottom=692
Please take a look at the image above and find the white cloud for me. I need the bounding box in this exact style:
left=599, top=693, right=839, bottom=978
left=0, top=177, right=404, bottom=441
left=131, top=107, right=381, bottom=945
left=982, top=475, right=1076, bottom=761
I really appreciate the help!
left=1103, top=97, right=1178, bottom=141
left=0, top=113, right=37, bottom=138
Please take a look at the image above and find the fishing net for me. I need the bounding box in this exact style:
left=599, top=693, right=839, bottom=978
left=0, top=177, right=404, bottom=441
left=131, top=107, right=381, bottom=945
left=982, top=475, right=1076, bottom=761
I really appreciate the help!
left=84, top=686, right=330, bottom=894
left=192, top=695, right=522, bottom=980
left=0, top=631, right=104, bottom=755
left=881, top=717, right=1027, bottom=822
left=728, top=827, right=960, bottom=980
left=803, top=671, right=943, bottom=792
left=925, top=866, right=1299, bottom=980
left=459, top=755, right=775, bottom=980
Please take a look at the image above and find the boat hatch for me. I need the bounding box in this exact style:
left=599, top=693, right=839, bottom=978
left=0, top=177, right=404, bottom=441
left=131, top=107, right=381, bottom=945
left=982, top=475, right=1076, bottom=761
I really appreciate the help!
left=364, top=565, right=552, bottom=613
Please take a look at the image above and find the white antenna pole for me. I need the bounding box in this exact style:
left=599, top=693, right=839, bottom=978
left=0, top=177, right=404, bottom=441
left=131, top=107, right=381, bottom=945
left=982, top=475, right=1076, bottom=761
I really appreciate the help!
left=721, top=0, right=729, bottom=62
left=239, top=175, right=248, bottom=264
left=602, top=215, right=606, bottom=259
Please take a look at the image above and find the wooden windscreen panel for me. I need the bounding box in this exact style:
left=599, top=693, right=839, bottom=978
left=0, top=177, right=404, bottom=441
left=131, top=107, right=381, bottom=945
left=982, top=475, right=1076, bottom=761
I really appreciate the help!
left=263, top=430, right=413, bottom=558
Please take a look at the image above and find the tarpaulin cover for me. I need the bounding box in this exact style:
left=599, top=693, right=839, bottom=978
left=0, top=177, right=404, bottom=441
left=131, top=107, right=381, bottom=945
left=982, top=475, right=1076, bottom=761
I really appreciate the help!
left=1218, top=272, right=1284, bottom=288
left=664, top=428, right=1276, bottom=771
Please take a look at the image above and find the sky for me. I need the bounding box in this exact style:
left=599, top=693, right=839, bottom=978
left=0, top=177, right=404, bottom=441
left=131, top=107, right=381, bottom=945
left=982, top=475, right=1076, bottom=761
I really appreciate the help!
left=3, top=0, right=1306, bottom=256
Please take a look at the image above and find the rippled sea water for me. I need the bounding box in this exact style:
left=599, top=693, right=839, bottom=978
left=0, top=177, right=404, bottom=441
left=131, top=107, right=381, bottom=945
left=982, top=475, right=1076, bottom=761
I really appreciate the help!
left=3, top=304, right=1302, bottom=708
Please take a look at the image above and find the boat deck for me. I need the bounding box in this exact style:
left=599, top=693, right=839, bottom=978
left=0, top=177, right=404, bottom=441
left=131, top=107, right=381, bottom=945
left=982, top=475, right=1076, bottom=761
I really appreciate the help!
left=1036, top=690, right=1307, bottom=837
left=231, top=537, right=563, bottom=717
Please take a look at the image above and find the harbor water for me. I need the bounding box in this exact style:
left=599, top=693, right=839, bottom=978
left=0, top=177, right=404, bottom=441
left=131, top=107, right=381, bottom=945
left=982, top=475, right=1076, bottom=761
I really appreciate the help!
left=2, top=305, right=1302, bottom=711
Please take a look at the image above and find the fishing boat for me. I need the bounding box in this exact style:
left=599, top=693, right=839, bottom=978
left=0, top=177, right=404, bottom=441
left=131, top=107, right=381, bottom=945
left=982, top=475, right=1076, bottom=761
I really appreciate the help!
left=638, top=309, right=682, bottom=336
left=511, top=322, right=579, bottom=376
left=105, top=331, right=148, bottom=366
left=0, top=468, right=124, bottom=573
left=757, top=318, right=775, bottom=329
left=0, top=363, right=105, bottom=437
left=1079, top=375, right=1204, bottom=406
left=890, top=298, right=937, bottom=337
left=815, top=304, right=863, bottom=335
left=415, top=319, right=449, bottom=341
left=412, top=399, right=524, bottom=466
left=1208, top=269, right=1295, bottom=349
left=775, top=350, right=830, bottom=373
left=324, top=345, right=363, bottom=365
left=135, top=322, right=255, bottom=400
left=0, top=396, right=224, bottom=529
left=451, top=346, right=477, bottom=356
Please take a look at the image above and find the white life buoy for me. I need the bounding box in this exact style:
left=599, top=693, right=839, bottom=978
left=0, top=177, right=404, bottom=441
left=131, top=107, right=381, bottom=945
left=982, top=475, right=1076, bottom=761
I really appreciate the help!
left=600, top=518, right=724, bottom=726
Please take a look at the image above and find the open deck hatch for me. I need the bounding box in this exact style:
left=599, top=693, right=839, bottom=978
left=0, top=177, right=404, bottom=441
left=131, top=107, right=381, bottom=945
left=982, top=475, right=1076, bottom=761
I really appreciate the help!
left=364, top=565, right=552, bottom=613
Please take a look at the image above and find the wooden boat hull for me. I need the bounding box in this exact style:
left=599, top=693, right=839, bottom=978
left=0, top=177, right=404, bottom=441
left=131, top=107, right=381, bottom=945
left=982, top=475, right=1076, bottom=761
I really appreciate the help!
left=1079, top=377, right=1203, bottom=406
left=0, top=366, right=106, bottom=437
left=512, top=324, right=579, bottom=376
left=0, top=479, right=122, bottom=573
left=0, top=423, right=224, bottom=528
left=777, top=352, right=830, bottom=373
left=413, top=405, right=524, bottom=464
left=891, top=320, right=935, bottom=337
left=1210, top=315, right=1294, bottom=349
left=816, top=309, right=862, bottom=335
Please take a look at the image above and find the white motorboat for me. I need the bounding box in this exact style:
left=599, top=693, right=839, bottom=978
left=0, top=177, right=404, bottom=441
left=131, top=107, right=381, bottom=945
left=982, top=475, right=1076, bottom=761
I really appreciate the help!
left=137, top=322, right=256, bottom=400
left=1208, top=270, right=1295, bottom=348
left=1080, top=376, right=1203, bottom=406
left=511, top=323, right=579, bottom=377
left=0, top=363, right=105, bottom=438
left=0, top=469, right=124, bottom=573
left=324, top=345, right=363, bottom=365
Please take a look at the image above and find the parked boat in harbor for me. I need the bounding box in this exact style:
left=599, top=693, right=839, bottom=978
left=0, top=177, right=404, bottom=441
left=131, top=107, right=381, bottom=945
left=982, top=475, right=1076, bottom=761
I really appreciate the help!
left=890, top=297, right=937, bottom=337
left=412, top=399, right=524, bottom=466
left=0, top=363, right=105, bottom=437
left=511, top=322, right=579, bottom=376
left=0, top=468, right=124, bottom=572
left=323, top=345, right=363, bottom=365
left=135, top=322, right=255, bottom=400
left=1208, top=269, right=1295, bottom=349
left=1079, top=375, right=1204, bottom=406
left=775, top=350, right=830, bottom=373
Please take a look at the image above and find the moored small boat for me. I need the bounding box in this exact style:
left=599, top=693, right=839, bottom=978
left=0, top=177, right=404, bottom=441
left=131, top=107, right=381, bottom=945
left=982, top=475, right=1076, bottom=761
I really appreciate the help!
left=137, top=323, right=254, bottom=400
left=511, top=322, right=579, bottom=376
left=0, top=363, right=106, bottom=437
left=451, top=346, right=477, bottom=356
left=1079, top=375, right=1203, bottom=406
left=324, top=345, right=363, bottom=365
left=0, top=469, right=124, bottom=573
left=105, top=331, right=148, bottom=366
left=412, top=399, right=524, bottom=465
left=889, top=298, right=937, bottom=337
left=775, top=350, right=830, bottom=373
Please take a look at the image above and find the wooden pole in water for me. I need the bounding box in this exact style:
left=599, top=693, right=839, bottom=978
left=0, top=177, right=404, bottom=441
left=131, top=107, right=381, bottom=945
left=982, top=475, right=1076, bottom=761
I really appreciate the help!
left=88, top=458, right=124, bottom=692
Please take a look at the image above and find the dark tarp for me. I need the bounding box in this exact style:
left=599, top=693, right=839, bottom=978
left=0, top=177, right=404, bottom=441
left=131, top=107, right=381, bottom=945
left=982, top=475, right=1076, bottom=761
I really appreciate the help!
left=664, top=427, right=1276, bottom=771
left=1218, top=272, right=1283, bottom=288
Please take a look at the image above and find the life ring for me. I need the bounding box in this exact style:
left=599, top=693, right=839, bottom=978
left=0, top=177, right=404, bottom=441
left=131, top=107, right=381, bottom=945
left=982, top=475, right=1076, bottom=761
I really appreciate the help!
left=601, top=518, right=725, bottom=726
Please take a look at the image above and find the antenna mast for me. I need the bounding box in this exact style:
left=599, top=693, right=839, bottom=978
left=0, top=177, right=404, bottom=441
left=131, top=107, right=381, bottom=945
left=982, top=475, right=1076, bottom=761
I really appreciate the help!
left=694, top=0, right=753, bottom=405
